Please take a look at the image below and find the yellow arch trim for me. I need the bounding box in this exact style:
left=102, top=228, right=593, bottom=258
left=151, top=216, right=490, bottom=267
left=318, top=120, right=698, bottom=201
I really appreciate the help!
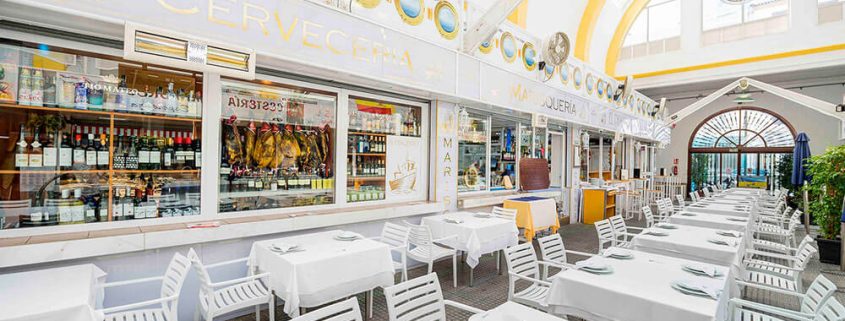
left=574, top=0, right=607, bottom=62
left=605, top=0, right=650, bottom=77
left=614, top=43, right=845, bottom=80
left=507, top=0, right=529, bottom=29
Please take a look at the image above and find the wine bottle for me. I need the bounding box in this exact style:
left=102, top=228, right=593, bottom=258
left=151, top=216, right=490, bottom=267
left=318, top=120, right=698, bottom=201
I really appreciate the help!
left=59, top=130, right=72, bottom=170
left=98, top=129, right=109, bottom=170
left=193, top=137, right=201, bottom=168
left=138, top=132, right=150, bottom=170
left=113, top=128, right=125, bottom=169
left=150, top=131, right=162, bottom=170
left=85, top=127, right=97, bottom=168
left=184, top=135, right=194, bottom=169
left=43, top=129, right=58, bottom=168
left=29, top=130, right=43, bottom=168
left=15, top=124, right=29, bottom=169
left=163, top=132, right=174, bottom=170
left=126, top=130, right=138, bottom=170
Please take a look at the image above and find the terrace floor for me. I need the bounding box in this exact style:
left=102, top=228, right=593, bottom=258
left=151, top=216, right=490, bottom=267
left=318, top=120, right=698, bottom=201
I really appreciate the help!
left=231, top=215, right=844, bottom=321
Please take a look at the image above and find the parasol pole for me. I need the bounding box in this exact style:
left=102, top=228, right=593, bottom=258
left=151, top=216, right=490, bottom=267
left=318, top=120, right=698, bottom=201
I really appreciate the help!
left=804, top=180, right=810, bottom=235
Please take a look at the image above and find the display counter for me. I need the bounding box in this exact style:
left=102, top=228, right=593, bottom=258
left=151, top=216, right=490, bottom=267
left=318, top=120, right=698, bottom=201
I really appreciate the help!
left=581, top=187, right=616, bottom=224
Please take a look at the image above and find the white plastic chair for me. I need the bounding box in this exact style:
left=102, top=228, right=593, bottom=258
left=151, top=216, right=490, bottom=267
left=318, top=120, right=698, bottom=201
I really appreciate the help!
left=608, top=215, right=639, bottom=248
left=492, top=206, right=518, bottom=221
left=537, top=234, right=594, bottom=279
left=188, top=249, right=274, bottom=321
left=370, top=222, right=410, bottom=282
left=655, top=199, right=672, bottom=223
left=730, top=278, right=841, bottom=321
left=702, top=188, right=712, bottom=198
left=689, top=191, right=700, bottom=202
left=503, top=243, right=553, bottom=311
left=405, top=223, right=459, bottom=288
left=754, top=235, right=814, bottom=256
left=739, top=242, right=818, bottom=294
left=594, top=219, right=616, bottom=253
left=642, top=206, right=656, bottom=228
left=383, top=273, right=482, bottom=321
left=290, top=298, right=361, bottom=321
left=673, top=194, right=686, bottom=212
left=99, top=252, right=191, bottom=321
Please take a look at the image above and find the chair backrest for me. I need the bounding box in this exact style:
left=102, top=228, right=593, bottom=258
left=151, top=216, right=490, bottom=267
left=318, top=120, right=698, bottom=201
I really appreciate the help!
left=674, top=194, right=685, bottom=207
left=642, top=206, right=655, bottom=228
left=795, top=241, right=819, bottom=270
left=800, top=275, right=837, bottom=315
left=504, top=242, right=542, bottom=280
left=187, top=249, right=217, bottom=313
left=655, top=200, right=671, bottom=221
left=594, top=219, right=615, bottom=251
left=609, top=215, right=627, bottom=242
left=702, top=188, right=711, bottom=198
left=492, top=206, right=517, bottom=221
left=160, top=250, right=192, bottom=318
left=813, top=296, right=845, bottom=321
left=406, top=223, right=435, bottom=255
left=292, top=298, right=362, bottom=321
left=689, top=191, right=699, bottom=202
left=661, top=198, right=674, bottom=214
left=797, top=235, right=816, bottom=252
left=383, top=273, right=447, bottom=321
left=537, top=234, right=567, bottom=265
left=379, top=222, right=410, bottom=248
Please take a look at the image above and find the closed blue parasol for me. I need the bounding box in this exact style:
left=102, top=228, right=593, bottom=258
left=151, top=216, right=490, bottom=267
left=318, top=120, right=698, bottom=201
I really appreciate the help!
left=791, top=132, right=811, bottom=187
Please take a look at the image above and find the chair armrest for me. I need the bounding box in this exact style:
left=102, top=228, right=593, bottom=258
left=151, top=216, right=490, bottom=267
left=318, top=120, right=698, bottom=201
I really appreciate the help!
left=744, top=260, right=801, bottom=272
left=745, top=249, right=797, bottom=262
left=101, top=276, right=164, bottom=288
left=508, top=272, right=552, bottom=287
left=210, top=272, right=271, bottom=289
left=729, top=298, right=813, bottom=321
left=627, top=227, right=645, bottom=231
left=537, top=260, right=567, bottom=270
left=565, top=250, right=596, bottom=258
left=205, top=257, right=249, bottom=269
left=444, top=300, right=485, bottom=314
left=735, top=280, right=803, bottom=297
left=99, top=295, right=178, bottom=314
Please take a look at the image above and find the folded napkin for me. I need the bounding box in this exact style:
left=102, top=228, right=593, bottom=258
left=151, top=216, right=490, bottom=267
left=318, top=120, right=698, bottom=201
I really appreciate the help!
left=686, top=264, right=717, bottom=277
left=602, top=248, right=632, bottom=258
left=718, top=230, right=741, bottom=237
left=271, top=243, right=297, bottom=252
left=676, top=278, right=722, bottom=299
left=575, top=257, right=608, bottom=270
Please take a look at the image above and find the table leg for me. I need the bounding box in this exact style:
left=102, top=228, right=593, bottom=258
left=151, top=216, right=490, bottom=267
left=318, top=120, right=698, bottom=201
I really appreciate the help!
left=498, top=250, right=504, bottom=276
left=366, top=290, right=374, bottom=319
left=299, top=307, right=306, bottom=316
left=469, top=266, right=474, bottom=287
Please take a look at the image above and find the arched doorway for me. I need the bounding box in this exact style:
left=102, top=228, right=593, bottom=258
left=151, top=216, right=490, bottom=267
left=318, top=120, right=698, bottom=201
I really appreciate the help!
left=687, top=106, right=796, bottom=191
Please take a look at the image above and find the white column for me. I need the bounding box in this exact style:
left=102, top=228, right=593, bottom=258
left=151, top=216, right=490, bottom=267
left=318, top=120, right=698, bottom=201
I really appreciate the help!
left=200, top=72, right=221, bottom=217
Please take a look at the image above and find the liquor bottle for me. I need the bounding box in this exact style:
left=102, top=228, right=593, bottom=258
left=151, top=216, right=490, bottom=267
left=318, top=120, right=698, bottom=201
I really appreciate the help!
left=74, top=80, right=88, bottom=110
left=113, top=128, right=125, bottom=169
left=193, top=137, right=201, bottom=168
left=153, top=86, right=165, bottom=114
left=141, top=85, right=154, bottom=114
left=165, top=82, right=177, bottom=115
left=122, top=186, right=136, bottom=220
left=184, top=136, right=194, bottom=169
left=73, top=127, right=85, bottom=167
left=126, top=131, right=139, bottom=170
left=149, top=131, right=161, bottom=170
left=43, top=129, right=57, bottom=168
left=85, top=127, right=98, bottom=168
left=134, top=184, right=145, bottom=220
left=144, top=175, right=158, bottom=218
left=177, top=89, right=188, bottom=116
left=138, top=132, right=150, bottom=170
left=116, top=75, right=128, bottom=111
left=112, top=186, right=123, bottom=221
left=29, top=130, right=43, bottom=168
left=98, top=129, right=109, bottom=170
left=59, top=130, right=72, bottom=170
left=30, top=69, right=44, bottom=107
left=163, top=132, right=174, bottom=170
left=15, top=124, right=29, bottom=169
left=18, top=67, right=31, bottom=105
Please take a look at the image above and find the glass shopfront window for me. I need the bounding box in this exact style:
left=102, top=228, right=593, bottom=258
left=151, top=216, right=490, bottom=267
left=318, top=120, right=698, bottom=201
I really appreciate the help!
left=490, top=118, right=517, bottom=191
left=218, top=80, right=336, bottom=213
left=458, top=110, right=488, bottom=193
left=346, top=97, right=423, bottom=203
left=0, top=42, right=202, bottom=229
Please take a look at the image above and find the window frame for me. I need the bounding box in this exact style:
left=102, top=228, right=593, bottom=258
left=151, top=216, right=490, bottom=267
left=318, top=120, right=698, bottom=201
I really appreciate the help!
left=702, top=0, right=790, bottom=32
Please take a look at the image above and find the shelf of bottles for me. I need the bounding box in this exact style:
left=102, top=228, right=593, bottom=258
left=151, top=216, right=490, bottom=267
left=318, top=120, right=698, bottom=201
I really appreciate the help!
left=218, top=81, right=336, bottom=213
left=0, top=44, right=202, bottom=229
left=346, top=98, right=421, bottom=203
left=457, top=114, right=488, bottom=193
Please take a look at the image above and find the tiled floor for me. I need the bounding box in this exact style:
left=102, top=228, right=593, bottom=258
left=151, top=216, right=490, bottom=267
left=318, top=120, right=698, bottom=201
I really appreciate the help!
left=230, top=217, right=843, bottom=321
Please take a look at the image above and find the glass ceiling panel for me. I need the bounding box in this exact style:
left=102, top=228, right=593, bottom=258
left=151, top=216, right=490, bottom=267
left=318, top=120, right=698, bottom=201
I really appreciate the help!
left=691, top=109, right=794, bottom=149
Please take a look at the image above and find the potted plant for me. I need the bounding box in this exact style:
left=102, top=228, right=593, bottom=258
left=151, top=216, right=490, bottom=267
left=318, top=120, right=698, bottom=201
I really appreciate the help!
left=805, top=144, right=845, bottom=264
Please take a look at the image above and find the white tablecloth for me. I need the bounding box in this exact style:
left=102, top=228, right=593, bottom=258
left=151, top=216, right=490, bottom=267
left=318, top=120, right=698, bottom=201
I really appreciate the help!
left=422, top=212, right=518, bottom=268
left=471, top=302, right=567, bottom=321
left=0, top=264, right=106, bottom=321
left=685, top=202, right=750, bottom=217
left=248, top=230, right=395, bottom=316
left=722, top=188, right=762, bottom=196
left=669, top=212, right=752, bottom=232
left=546, top=249, right=731, bottom=321
left=633, top=225, right=745, bottom=268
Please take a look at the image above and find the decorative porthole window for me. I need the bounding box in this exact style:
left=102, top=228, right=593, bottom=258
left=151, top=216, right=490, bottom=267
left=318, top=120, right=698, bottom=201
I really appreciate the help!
left=573, top=67, right=583, bottom=89
left=356, top=0, right=381, bottom=9
left=395, top=0, right=424, bottom=26
left=478, top=40, right=493, bottom=54
left=522, top=42, right=537, bottom=71
left=559, top=64, right=570, bottom=86
left=585, top=73, right=595, bottom=95
left=500, top=32, right=517, bottom=63
left=628, top=94, right=635, bottom=111
left=596, top=79, right=605, bottom=98
left=543, top=63, right=555, bottom=79
left=606, top=82, right=614, bottom=102
left=434, top=1, right=459, bottom=40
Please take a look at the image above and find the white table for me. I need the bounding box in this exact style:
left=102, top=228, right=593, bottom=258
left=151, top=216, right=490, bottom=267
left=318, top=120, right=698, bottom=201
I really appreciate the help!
left=422, top=212, right=518, bottom=268
left=248, top=230, right=395, bottom=317
left=669, top=212, right=752, bottom=232
left=470, top=302, right=567, bottom=321
left=546, top=249, right=731, bottom=321
left=0, top=264, right=106, bottom=321
left=633, top=225, right=745, bottom=268
left=685, top=202, right=750, bottom=217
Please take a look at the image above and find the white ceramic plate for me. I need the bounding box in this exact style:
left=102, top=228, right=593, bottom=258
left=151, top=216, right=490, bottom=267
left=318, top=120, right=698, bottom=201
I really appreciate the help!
left=656, top=223, right=678, bottom=229
left=646, top=230, right=669, bottom=236
left=579, top=266, right=614, bottom=274
left=671, top=281, right=711, bottom=297
left=682, top=265, right=723, bottom=277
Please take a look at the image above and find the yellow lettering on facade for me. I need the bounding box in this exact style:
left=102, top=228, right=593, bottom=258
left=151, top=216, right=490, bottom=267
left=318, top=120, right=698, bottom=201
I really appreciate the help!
left=443, top=166, right=452, bottom=176
left=444, top=152, right=451, bottom=162
left=400, top=50, right=413, bottom=71
left=243, top=2, right=270, bottom=36
left=302, top=20, right=323, bottom=49
left=351, top=37, right=370, bottom=62
left=442, top=138, right=452, bottom=148
left=372, top=42, right=389, bottom=63
left=157, top=0, right=199, bottom=14
left=208, top=0, right=238, bottom=28
left=326, top=30, right=348, bottom=55
left=273, top=12, right=298, bottom=41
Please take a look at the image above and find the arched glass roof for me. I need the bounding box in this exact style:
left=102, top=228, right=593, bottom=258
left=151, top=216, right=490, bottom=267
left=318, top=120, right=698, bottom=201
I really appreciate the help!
left=691, top=108, right=794, bottom=149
